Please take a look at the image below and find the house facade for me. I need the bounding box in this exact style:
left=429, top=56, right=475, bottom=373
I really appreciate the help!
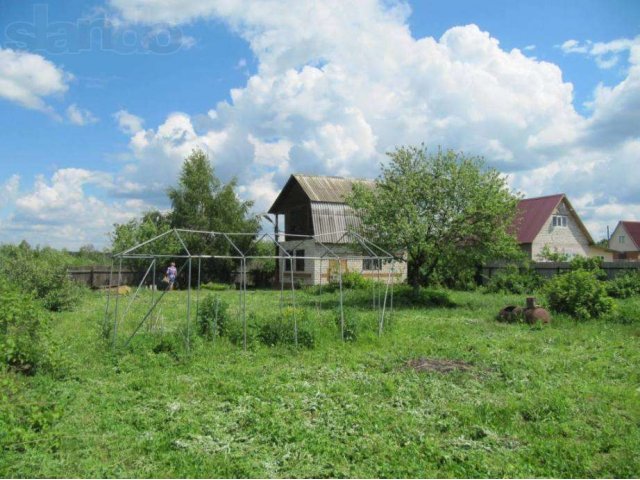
left=609, top=221, right=640, bottom=260
left=513, top=194, right=613, bottom=261
left=268, top=174, right=407, bottom=286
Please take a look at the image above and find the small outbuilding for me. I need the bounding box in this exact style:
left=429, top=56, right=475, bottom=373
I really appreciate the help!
left=268, top=173, right=407, bottom=285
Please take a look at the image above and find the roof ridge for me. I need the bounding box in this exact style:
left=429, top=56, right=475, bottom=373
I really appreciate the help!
left=519, top=193, right=565, bottom=201
left=293, top=173, right=375, bottom=182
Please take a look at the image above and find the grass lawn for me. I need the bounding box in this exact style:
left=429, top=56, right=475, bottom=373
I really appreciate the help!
left=1, top=287, right=639, bottom=478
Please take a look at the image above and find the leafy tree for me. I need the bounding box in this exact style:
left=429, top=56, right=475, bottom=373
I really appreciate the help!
left=169, top=149, right=259, bottom=281
left=110, top=210, right=178, bottom=257
left=349, top=146, right=520, bottom=289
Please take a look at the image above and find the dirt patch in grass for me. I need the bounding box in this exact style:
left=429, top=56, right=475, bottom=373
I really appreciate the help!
left=405, top=357, right=474, bottom=373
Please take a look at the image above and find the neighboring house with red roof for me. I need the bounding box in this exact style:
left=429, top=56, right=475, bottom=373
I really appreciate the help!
left=513, top=194, right=613, bottom=261
left=608, top=221, right=640, bottom=260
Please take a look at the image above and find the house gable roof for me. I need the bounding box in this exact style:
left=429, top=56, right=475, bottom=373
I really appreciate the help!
left=620, top=221, right=640, bottom=249
left=268, top=174, right=375, bottom=213
left=513, top=193, right=594, bottom=244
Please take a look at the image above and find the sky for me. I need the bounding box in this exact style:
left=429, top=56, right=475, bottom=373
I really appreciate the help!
left=0, top=0, right=638, bottom=249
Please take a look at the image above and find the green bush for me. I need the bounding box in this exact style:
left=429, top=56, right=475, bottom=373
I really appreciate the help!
left=544, top=270, right=614, bottom=320
left=257, top=307, right=314, bottom=348
left=330, top=271, right=373, bottom=290
left=0, top=285, right=52, bottom=374
left=606, top=271, right=640, bottom=298
left=485, top=264, right=543, bottom=294
left=606, top=299, right=640, bottom=324
left=0, top=243, right=84, bottom=311
left=196, top=294, right=230, bottom=339
left=569, top=256, right=607, bottom=280
left=392, top=286, right=455, bottom=308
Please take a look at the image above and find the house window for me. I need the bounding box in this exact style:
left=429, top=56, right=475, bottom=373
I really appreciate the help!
left=552, top=215, right=568, bottom=227
left=619, top=235, right=625, bottom=244
left=295, top=249, right=305, bottom=272
left=363, top=258, right=382, bottom=271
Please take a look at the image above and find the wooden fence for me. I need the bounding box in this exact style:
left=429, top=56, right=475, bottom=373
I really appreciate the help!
left=481, top=261, right=640, bottom=284
left=67, top=265, right=146, bottom=289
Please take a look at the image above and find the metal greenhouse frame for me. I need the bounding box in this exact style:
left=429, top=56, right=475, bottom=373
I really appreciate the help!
left=104, top=228, right=401, bottom=351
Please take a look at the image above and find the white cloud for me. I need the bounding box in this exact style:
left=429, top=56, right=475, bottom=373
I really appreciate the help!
left=5, top=168, right=149, bottom=248
left=0, top=175, right=20, bottom=209
left=0, top=47, right=72, bottom=115
left=560, top=36, right=640, bottom=70
left=523, top=45, right=536, bottom=51
left=114, top=109, right=144, bottom=134
left=5, top=0, right=638, bottom=247
left=66, top=104, right=99, bottom=126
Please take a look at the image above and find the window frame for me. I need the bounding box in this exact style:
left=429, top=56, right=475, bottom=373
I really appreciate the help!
left=552, top=215, right=568, bottom=228
left=295, top=249, right=305, bottom=272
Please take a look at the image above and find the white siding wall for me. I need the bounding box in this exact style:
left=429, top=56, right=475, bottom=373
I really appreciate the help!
left=608, top=223, right=636, bottom=252
left=278, top=239, right=407, bottom=286
left=531, top=200, right=591, bottom=260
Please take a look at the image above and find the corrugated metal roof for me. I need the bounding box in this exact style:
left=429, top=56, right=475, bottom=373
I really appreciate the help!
left=513, top=194, right=594, bottom=244
left=269, top=173, right=375, bottom=214
left=310, top=202, right=363, bottom=243
left=292, top=174, right=374, bottom=203
left=513, top=194, right=564, bottom=243
left=621, top=221, right=640, bottom=249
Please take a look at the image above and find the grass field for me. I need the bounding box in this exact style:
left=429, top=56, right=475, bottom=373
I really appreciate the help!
left=1, top=287, right=639, bottom=478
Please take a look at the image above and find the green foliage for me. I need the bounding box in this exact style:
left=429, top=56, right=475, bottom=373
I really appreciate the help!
left=544, top=270, right=614, bottom=320
left=197, top=295, right=230, bottom=339
left=0, top=285, right=52, bottom=374
left=1, top=289, right=640, bottom=477
left=257, top=307, right=314, bottom=349
left=485, top=264, right=543, bottom=294
left=605, top=298, right=640, bottom=324
left=392, top=285, right=455, bottom=308
left=538, top=245, right=571, bottom=262
left=110, top=210, right=180, bottom=272
left=349, top=145, right=521, bottom=288
left=569, top=255, right=607, bottom=280
left=606, top=270, right=640, bottom=298
left=334, top=271, right=373, bottom=290
left=167, top=149, right=259, bottom=276
left=0, top=242, right=84, bottom=311
left=200, top=282, right=233, bottom=291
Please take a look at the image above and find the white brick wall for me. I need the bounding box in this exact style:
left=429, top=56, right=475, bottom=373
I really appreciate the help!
left=277, top=239, right=407, bottom=285
left=531, top=200, right=591, bottom=260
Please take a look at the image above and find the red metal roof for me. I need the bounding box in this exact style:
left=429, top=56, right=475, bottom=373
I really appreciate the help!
left=621, top=221, right=640, bottom=249
left=513, top=194, right=564, bottom=243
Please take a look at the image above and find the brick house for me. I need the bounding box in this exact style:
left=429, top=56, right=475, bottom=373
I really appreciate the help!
left=608, top=221, right=640, bottom=260
left=513, top=194, right=613, bottom=261
left=268, top=174, right=407, bottom=286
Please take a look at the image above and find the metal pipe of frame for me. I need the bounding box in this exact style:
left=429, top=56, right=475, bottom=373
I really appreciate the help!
left=112, top=258, right=122, bottom=349
left=186, top=258, right=192, bottom=352
left=338, top=261, right=344, bottom=342
left=103, top=260, right=114, bottom=336
left=290, top=259, right=297, bottom=348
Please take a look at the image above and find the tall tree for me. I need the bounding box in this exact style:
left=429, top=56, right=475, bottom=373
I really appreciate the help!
left=349, top=146, right=521, bottom=289
left=168, top=149, right=259, bottom=278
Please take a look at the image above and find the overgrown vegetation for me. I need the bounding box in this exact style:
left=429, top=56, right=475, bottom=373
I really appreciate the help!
left=484, top=263, right=543, bottom=294
left=0, top=242, right=85, bottom=311
left=606, top=270, right=640, bottom=298
left=544, top=269, right=614, bottom=320
left=1, top=288, right=639, bottom=477
left=0, top=284, right=52, bottom=375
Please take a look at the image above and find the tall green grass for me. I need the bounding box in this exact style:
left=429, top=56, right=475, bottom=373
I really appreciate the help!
left=1, top=288, right=639, bottom=477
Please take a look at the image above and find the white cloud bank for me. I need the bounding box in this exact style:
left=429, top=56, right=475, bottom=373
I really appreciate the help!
left=0, top=47, right=72, bottom=115
left=3, top=0, right=640, bottom=247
